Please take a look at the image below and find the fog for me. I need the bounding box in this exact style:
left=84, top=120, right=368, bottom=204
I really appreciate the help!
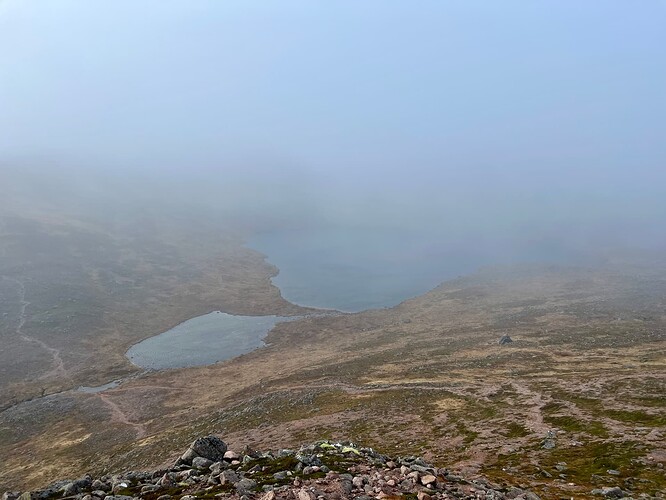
left=1, top=0, right=665, bottom=259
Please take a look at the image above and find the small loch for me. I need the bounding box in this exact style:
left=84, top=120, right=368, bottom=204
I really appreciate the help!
left=126, top=311, right=293, bottom=370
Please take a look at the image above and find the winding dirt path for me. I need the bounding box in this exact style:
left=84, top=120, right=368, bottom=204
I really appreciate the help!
left=98, top=393, right=147, bottom=439
left=2, top=275, right=69, bottom=380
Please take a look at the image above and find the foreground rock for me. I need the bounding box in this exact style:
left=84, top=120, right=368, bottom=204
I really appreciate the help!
left=178, top=436, right=228, bottom=466
left=3, top=436, right=549, bottom=499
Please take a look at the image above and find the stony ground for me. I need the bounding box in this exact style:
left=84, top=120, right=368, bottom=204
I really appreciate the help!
left=2, top=436, right=557, bottom=500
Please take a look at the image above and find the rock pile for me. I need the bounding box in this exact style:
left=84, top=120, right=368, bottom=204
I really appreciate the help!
left=3, top=437, right=545, bottom=500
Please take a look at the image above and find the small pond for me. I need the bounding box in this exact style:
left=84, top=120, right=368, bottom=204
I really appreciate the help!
left=126, top=311, right=292, bottom=370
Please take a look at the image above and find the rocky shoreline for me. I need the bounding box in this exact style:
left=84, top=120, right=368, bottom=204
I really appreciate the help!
left=2, top=436, right=647, bottom=500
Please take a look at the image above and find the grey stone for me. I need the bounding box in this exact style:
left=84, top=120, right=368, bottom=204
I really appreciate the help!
left=191, top=457, right=213, bottom=470
left=352, top=476, right=365, bottom=488
left=219, top=470, right=240, bottom=485
left=505, top=487, right=526, bottom=499
left=499, top=334, right=513, bottom=345
left=591, top=487, right=625, bottom=498
left=399, top=479, right=415, bottom=491
left=235, top=479, right=257, bottom=494
left=91, top=481, right=108, bottom=492
left=209, top=462, right=224, bottom=476
left=541, top=439, right=556, bottom=449
left=73, top=476, right=92, bottom=491
left=60, top=482, right=78, bottom=497
left=180, top=436, right=227, bottom=465
left=340, top=479, right=353, bottom=494
left=157, top=474, right=174, bottom=488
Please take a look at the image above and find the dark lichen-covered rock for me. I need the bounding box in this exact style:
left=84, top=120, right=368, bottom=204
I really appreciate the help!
left=179, top=435, right=227, bottom=465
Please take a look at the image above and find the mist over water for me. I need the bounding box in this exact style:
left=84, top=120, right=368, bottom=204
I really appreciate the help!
left=1, top=0, right=665, bottom=277
left=250, top=226, right=595, bottom=312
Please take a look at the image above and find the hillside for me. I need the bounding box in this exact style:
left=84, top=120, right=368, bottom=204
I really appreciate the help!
left=1, top=260, right=664, bottom=499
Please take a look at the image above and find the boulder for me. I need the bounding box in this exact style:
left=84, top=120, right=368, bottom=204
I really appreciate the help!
left=179, top=436, right=227, bottom=465
left=591, top=487, right=625, bottom=498
left=499, top=334, right=513, bottom=345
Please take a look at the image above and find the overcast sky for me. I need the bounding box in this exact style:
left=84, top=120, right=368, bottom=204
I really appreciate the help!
left=1, top=1, right=665, bottom=250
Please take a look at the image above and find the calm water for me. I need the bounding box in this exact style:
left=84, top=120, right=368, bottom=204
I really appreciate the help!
left=250, top=228, right=581, bottom=312
left=250, top=228, right=488, bottom=311
left=124, top=228, right=578, bottom=371
left=126, top=311, right=291, bottom=370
